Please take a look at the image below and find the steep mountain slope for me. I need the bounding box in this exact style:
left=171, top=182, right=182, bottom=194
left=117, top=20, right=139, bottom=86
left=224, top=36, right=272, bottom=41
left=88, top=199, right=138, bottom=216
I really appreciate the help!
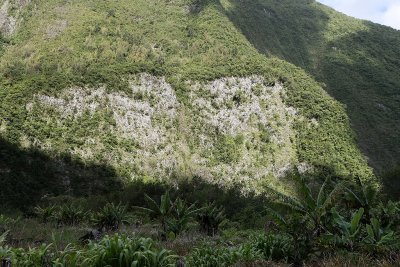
left=223, top=0, right=400, bottom=172
left=0, top=0, right=374, bottom=206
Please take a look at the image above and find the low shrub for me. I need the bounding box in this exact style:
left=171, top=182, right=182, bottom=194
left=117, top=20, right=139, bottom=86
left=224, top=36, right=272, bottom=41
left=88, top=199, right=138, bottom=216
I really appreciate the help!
left=186, top=244, right=261, bottom=267
left=138, top=192, right=202, bottom=239
left=0, top=244, right=53, bottom=267
left=34, top=205, right=57, bottom=223
left=71, top=235, right=176, bottom=267
left=168, top=198, right=202, bottom=237
left=54, top=204, right=87, bottom=226
left=252, top=233, right=292, bottom=262
left=1, top=235, right=177, bottom=267
left=93, top=202, right=129, bottom=231
left=196, top=202, right=226, bottom=236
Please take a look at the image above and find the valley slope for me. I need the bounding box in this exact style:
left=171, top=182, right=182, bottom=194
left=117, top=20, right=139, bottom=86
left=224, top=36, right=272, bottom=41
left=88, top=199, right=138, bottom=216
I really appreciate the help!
left=0, top=0, right=377, bottom=207
left=223, top=0, right=400, bottom=172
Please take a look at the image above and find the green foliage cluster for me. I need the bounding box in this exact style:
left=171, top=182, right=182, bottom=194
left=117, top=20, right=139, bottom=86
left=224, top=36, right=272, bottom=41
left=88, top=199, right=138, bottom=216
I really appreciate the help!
left=66, top=235, right=176, bottom=267
left=33, top=201, right=130, bottom=231
left=0, top=243, right=53, bottom=267
left=196, top=202, right=226, bottom=236
left=54, top=204, right=87, bottom=226
left=93, top=202, right=129, bottom=231
left=168, top=198, right=202, bottom=237
left=0, top=215, right=19, bottom=240
left=0, top=234, right=176, bottom=267
left=0, top=33, right=9, bottom=55
left=252, top=233, right=292, bottom=262
left=34, top=205, right=57, bottom=223
left=261, top=173, right=400, bottom=264
left=186, top=243, right=262, bottom=267
left=139, top=192, right=221, bottom=239
left=212, top=135, right=243, bottom=164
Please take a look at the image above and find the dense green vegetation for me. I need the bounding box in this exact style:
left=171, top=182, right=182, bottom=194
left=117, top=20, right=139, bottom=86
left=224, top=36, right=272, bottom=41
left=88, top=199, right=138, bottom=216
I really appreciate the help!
left=1, top=172, right=399, bottom=266
left=222, top=0, right=400, bottom=172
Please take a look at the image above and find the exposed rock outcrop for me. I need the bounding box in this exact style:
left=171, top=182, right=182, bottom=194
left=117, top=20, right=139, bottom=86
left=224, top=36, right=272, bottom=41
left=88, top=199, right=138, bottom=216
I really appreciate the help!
left=26, top=73, right=311, bottom=192
left=0, top=0, right=30, bottom=35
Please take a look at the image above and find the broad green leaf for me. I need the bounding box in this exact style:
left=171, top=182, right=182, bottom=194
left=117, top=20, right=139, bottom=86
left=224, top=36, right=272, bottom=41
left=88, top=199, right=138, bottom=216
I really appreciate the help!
left=350, top=208, right=364, bottom=234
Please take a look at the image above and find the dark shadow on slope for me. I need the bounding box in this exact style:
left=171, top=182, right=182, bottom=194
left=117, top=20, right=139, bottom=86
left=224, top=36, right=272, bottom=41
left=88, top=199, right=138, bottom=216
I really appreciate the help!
left=381, top=165, right=400, bottom=201
left=0, top=137, right=122, bottom=209
left=116, top=177, right=269, bottom=228
left=0, top=33, right=9, bottom=55
left=223, top=0, right=400, bottom=172
left=188, top=0, right=217, bottom=15
left=318, top=24, right=400, bottom=171
left=2, top=132, right=385, bottom=224
left=106, top=165, right=347, bottom=226
left=222, top=0, right=329, bottom=72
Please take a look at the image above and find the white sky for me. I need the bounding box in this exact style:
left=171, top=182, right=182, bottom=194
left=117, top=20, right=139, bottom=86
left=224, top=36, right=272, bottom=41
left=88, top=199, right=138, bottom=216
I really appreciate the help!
left=317, top=0, right=400, bottom=30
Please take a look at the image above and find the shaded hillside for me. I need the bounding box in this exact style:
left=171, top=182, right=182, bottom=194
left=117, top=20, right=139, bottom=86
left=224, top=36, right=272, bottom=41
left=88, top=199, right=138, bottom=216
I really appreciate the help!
left=0, top=137, right=122, bottom=208
left=0, top=0, right=374, bottom=203
left=222, top=0, right=400, bottom=172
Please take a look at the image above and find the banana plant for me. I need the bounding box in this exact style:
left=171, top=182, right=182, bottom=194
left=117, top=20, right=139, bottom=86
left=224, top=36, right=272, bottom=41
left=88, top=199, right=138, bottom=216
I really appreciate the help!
left=343, top=176, right=378, bottom=218
left=138, top=192, right=173, bottom=236
left=265, top=174, right=343, bottom=236
left=330, top=207, right=364, bottom=251
left=363, top=218, right=398, bottom=251
left=167, top=198, right=202, bottom=236
left=196, top=202, right=226, bottom=236
left=371, top=201, right=400, bottom=229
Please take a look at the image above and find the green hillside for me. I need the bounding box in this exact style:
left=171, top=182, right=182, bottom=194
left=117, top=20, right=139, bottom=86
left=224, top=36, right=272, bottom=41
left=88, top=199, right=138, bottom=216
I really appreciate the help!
left=0, top=0, right=378, bottom=207
left=223, top=0, right=400, bottom=172
left=2, top=1, right=400, bottom=266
